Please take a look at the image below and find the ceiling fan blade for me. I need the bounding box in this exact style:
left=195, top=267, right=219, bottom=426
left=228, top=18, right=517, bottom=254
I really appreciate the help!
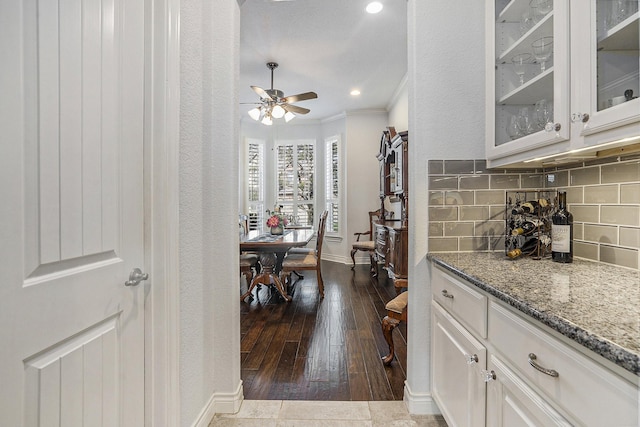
left=251, top=85, right=272, bottom=100
left=282, top=91, right=318, bottom=103
left=283, top=104, right=310, bottom=115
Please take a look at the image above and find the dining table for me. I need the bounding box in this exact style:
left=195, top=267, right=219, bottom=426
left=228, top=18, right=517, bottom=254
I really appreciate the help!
left=239, top=228, right=315, bottom=302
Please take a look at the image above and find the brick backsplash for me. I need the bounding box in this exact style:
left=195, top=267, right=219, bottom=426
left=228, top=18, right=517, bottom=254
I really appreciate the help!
left=427, top=156, right=640, bottom=270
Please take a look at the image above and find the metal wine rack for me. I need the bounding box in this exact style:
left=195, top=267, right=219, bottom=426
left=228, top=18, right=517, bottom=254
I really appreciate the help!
left=505, top=190, right=556, bottom=259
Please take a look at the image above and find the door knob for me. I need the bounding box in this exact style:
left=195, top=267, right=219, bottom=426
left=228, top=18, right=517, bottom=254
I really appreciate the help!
left=125, top=268, right=149, bottom=286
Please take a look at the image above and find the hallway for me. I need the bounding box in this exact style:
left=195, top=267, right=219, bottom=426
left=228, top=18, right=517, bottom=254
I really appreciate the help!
left=240, top=261, right=407, bottom=400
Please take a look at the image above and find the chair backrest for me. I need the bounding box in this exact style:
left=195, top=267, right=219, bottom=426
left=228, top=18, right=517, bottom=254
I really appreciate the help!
left=367, top=209, right=382, bottom=240
left=315, top=210, right=329, bottom=259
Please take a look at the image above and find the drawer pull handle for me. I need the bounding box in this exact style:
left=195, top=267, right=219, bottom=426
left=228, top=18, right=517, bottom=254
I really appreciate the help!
left=528, top=353, right=559, bottom=378
left=465, top=353, right=478, bottom=365
left=441, top=290, right=454, bottom=299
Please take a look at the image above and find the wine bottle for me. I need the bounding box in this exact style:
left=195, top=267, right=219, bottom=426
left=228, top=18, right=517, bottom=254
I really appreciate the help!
left=511, top=198, right=550, bottom=215
left=510, top=219, right=544, bottom=236
left=507, top=238, right=540, bottom=259
left=552, top=191, right=573, bottom=263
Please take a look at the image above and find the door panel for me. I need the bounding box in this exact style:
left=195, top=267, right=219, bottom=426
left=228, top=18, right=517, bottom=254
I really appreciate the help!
left=1, top=0, right=145, bottom=425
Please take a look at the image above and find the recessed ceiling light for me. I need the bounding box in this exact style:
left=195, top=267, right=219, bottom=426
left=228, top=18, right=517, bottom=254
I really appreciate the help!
left=350, top=89, right=361, bottom=96
left=366, top=2, right=383, bottom=14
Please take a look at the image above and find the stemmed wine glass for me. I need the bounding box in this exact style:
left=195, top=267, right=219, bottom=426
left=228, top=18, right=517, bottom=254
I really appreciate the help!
left=516, top=107, right=533, bottom=136
left=535, top=99, right=554, bottom=130
left=507, top=115, right=520, bottom=140
left=530, top=0, right=552, bottom=21
left=512, top=53, right=532, bottom=86
left=532, top=36, right=553, bottom=72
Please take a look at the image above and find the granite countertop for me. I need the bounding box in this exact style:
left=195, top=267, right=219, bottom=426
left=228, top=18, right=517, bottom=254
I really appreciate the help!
left=427, top=252, right=640, bottom=377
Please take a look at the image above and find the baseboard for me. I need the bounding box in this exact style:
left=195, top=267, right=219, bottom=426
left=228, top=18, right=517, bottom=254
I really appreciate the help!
left=320, top=253, right=375, bottom=266
left=191, top=381, right=244, bottom=427
left=320, top=253, right=351, bottom=264
left=403, top=382, right=441, bottom=415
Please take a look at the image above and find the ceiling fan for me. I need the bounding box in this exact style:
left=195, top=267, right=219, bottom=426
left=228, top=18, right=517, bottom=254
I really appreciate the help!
left=245, top=62, right=318, bottom=125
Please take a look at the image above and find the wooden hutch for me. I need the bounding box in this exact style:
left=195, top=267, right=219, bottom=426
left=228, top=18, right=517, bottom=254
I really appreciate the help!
left=375, top=127, right=408, bottom=289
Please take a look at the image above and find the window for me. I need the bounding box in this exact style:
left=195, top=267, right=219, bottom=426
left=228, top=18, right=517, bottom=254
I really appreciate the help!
left=275, top=140, right=315, bottom=227
left=325, top=136, right=341, bottom=234
left=246, top=139, right=264, bottom=231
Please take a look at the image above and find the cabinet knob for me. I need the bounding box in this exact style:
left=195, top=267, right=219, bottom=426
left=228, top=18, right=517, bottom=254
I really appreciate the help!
left=465, top=353, right=479, bottom=365
left=481, top=369, right=496, bottom=382
left=571, top=113, right=590, bottom=123
left=544, top=122, right=561, bottom=132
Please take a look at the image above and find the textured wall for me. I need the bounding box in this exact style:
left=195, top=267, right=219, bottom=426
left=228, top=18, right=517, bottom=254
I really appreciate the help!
left=407, top=0, right=486, bottom=414
left=180, top=0, right=241, bottom=424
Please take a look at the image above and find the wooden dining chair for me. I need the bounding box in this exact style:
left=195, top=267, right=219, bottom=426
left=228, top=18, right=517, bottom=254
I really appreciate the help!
left=239, top=253, right=259, bottom=286
left=350, top=209, right=382, bottom=275
left=381, top=290, right=408, bottom=365
left=280, top=210, right=328, bottom=298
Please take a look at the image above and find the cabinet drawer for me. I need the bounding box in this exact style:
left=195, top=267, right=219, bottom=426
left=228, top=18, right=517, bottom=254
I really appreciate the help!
left=432, top=266, right=487, bottom=338
left=487, top=354, right=573, bottom=427
left=488, top=301, right=638, bottom=427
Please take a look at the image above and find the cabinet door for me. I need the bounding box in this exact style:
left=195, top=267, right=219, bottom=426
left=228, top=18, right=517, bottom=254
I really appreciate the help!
left=432, top=302, right=487, bottom=427
left=486, top=0, right=571, bottom=165
left=572, top=1, right=640, bottom=143
left=486, top=355, right=574, bottom=427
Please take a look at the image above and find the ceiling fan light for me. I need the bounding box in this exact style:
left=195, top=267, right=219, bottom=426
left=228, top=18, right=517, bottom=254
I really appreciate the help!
left=248, top=107, right=261, bottom=121
left=272, top=104, right=286, bottom=118
left=284, top=111, right=296, bottom=122
left=261, top=114, right=273, bottom=126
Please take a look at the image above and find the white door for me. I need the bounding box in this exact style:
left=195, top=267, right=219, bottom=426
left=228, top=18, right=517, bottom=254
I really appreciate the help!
left=0, top=0, right=146, bottom=425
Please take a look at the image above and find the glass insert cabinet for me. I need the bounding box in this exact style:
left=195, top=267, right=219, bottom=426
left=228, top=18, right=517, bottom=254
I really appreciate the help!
left=486, top=0, right=640, bottom=167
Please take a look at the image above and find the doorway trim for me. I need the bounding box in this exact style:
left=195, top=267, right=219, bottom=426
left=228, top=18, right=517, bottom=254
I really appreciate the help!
left=144, top=0, right=181, bottom=425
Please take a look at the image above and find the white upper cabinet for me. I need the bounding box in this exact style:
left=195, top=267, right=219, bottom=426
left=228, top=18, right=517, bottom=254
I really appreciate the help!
left=486, top=0, right=640, bottom=168
left=574, top=1, right=640, bottom=144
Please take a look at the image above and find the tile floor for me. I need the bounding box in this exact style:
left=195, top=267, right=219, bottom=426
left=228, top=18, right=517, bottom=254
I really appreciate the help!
left=209, top=400, right=448, bottom=426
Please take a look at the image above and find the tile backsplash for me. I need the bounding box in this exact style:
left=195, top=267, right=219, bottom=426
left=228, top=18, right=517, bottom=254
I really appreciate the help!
left=428, top=156, right=640, bottom=270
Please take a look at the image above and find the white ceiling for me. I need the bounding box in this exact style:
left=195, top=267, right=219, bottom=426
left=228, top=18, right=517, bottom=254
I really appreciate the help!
left=239, top=0, right=408, bottom=122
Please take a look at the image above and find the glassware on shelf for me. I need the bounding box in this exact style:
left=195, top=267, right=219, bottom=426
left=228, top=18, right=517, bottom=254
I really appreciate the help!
left=512, top=53, right=533, bottom=86
left=519, top=10, right=534, bottom=35
left=530, top=0, right=553, bottom=20
left=603, top=0, right=639, bottom=30
left=532, top=36, right=553, bottom=72
left=507, top=115, right=520, bottom=140
left=516, top=107, right=533, bottom=136
left=534, top=99, right=553, bottom=130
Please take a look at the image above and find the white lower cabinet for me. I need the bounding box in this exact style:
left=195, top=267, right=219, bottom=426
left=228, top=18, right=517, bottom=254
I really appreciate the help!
left=432, top=301, right=487, bottom=427
left=486, top=354, right=573, bottom=427
left=431, top=264, right=639, bottom=427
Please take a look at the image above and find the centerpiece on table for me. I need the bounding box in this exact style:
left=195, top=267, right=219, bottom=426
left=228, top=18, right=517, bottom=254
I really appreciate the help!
left=266, top=212, right=288, bottom=235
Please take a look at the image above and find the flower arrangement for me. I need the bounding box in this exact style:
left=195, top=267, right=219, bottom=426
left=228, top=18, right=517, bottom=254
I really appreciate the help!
left=266, top=213, right=288, bottom=229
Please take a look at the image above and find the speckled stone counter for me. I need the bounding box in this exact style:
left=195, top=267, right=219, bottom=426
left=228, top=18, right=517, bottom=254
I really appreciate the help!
left=427, top=252, right=640, bottom=377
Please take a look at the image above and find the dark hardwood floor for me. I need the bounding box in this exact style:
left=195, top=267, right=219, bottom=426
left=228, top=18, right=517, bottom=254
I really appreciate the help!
left=240, top=261, right=407, bottom=401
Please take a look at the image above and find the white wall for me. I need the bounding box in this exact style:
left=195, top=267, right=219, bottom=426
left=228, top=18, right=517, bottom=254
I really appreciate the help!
left=342, top=111, right=390, bottom=263
left=180, top=0, right=242, bottom=424
left=405, top=0, right=485, bottom=415
left=388, top=75, right=409, bottom=131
